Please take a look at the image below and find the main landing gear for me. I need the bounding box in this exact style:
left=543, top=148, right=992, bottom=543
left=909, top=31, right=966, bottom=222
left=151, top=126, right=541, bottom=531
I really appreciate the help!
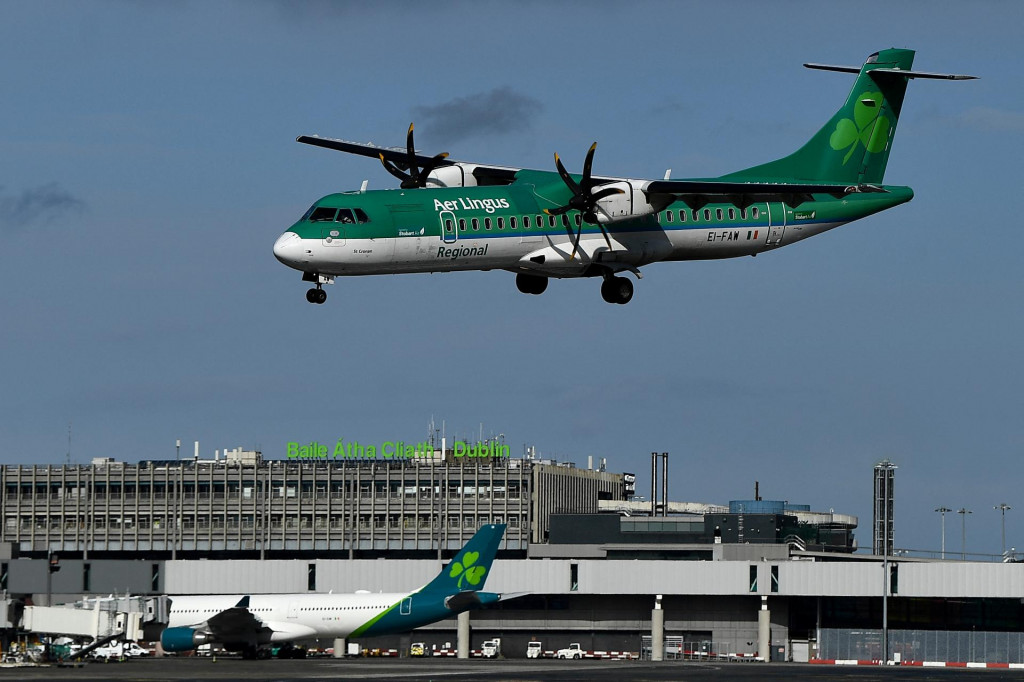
left=600, top=275, right=633, bottom=305
left=516, top=273, right=548, bottom=295
left=305, top=285, right=327, bottom=304
left=515, top=271, right=635, bottom=304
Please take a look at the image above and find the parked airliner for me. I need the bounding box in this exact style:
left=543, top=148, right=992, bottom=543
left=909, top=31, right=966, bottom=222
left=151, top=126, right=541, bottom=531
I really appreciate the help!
left=160, top=524, right=505, bottom=658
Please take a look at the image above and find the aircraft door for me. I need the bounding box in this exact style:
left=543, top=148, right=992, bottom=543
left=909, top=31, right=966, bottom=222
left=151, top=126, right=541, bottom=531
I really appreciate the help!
left=287, top=602, right=299, bottom=619
left=400, top=596, right=412, bottom=616
left=439, top=211, right=457, bottom=244
left=765, top=202, right=785, bottom=246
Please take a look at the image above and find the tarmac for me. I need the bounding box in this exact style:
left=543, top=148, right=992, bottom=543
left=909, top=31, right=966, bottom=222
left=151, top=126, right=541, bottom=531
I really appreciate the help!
left=3, top=658, right=1023, bottom=681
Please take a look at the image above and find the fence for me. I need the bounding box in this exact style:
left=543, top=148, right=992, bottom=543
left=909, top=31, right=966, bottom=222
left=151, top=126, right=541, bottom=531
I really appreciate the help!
left=640, top=636, right=733, bottom=660
left=819, top=628, right=1024, bottom=664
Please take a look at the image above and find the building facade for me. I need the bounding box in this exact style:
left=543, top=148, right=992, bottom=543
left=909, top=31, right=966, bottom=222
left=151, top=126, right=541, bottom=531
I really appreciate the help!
left=0, top=453, right=625, bottom=560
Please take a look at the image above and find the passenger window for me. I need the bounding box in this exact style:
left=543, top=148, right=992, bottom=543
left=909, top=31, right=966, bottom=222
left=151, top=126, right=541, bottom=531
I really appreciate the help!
left=667, top=210, right=674, bottom=223
left=445, top=219, right=454, bottom=234
left=472, top=218, right=479, bottom=231
left=703, top=209, right=711, bottom=221
left=692, top=209, right=699, bottom=222
left=523, top=216, right=531, bottom=228
left=574, top=214, right=581, bottom=227
left=716, top=208, right=723, bottom=221
left=562, top=215, right=570, bottom=228
left=484, top=217, right=492, bottom=230
left=459, top=219, right=466, bottom=232
left=537, top=215, right=544, bottom=228
left=728, top=208, right=735, bottom=220
left=354, top=208, right=370, bottom=223
left=309, top=207, right=337, bottom=222
left=680, top=210, right=686, bottom=222
left=336, top=209, right=355, bottom=224
left=510, top=216, right=518, bottom=230
left=497, top=217, right=504, bottom=230
left=752, top=207, right=760, bottom=219
left=740, top=208, right=746, bottom=220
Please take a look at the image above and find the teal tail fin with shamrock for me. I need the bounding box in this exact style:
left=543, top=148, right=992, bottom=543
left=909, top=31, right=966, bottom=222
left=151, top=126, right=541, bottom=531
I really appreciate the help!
left=722, top=48, right=915, bottom=185
left=422, top=523, right=505, bottom=594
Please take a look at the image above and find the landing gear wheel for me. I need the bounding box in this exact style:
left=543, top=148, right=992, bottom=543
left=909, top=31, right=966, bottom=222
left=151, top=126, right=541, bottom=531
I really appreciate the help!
left=516, top=273, right=548, bottom=295
left=600, top=276, right=633, bottom=304
left=306, top=287, right=327, bottom=304
left=256, top=648, right=271, bottom=660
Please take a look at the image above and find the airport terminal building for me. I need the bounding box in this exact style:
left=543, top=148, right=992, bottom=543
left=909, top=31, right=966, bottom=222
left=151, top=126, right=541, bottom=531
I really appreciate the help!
left=3, top=451, right=1024, bottom=664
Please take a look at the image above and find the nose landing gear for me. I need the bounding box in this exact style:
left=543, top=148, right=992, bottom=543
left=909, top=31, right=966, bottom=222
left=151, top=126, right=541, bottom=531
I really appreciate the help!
left=305, top=286, right=327, bottom=304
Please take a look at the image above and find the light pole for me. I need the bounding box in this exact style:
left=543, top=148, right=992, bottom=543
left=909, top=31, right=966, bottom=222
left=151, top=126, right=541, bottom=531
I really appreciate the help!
left=958, top=508, right=972, bottom=560
left=995, top=504, right=1011, bottom=557
left=935, top=507, right=952, bottom=559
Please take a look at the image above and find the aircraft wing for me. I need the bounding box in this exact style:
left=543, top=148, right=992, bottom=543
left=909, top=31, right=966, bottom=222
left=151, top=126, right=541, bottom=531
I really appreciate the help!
left=643, top=179, right=888, bottom=209
left=203, top=596, right=268, bottom=640
left=296, top=135, right=520, bottom=186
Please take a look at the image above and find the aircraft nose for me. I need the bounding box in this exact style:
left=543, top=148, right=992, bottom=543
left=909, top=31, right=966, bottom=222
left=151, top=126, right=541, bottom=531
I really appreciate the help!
left=273, top=231, right=305, bottom=268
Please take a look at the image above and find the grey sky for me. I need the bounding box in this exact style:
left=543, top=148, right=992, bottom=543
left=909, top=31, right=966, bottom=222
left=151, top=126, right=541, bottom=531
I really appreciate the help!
left=1, top=1, right=1021, bottom=558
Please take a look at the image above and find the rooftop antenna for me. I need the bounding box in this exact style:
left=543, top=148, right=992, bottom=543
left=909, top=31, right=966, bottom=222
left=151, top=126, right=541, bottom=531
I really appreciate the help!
left=176, top=439, right=181, bottom=462
left=66, top=422, right=72, bottom=466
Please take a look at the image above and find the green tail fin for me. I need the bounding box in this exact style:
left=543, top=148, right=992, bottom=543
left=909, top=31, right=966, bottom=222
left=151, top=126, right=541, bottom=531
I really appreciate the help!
left=723, top=48, right=915, bottom=184
left=422, top=524, right=505, bottom=594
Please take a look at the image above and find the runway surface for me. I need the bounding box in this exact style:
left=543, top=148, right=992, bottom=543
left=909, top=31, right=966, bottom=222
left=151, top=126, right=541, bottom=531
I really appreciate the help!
left=4, top=658, right=1023, bottom=681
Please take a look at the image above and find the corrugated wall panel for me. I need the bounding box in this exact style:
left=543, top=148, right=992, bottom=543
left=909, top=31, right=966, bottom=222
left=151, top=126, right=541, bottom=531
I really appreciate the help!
left=900, top=563, right=1024, bottom=598
left=579, top=561, right=751, bottom=595
left=165, top=560, right=307, bottom=594
left=781, top=562, right=881, bottom=596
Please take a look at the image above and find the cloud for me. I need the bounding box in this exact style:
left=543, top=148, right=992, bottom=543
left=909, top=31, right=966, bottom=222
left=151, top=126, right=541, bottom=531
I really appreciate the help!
left=0, top=183, right=86, bottom=230
left=954, top=106, right=1024, bottom=133
left=412, top=87, right=542, bottom=145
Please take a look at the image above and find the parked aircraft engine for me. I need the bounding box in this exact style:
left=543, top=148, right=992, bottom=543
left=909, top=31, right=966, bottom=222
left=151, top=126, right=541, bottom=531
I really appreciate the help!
left=160, top=626, right=211, bottom=652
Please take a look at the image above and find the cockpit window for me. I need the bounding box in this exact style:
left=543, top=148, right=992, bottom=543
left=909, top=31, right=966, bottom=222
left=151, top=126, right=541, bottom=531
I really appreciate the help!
left=309, top=206, right=338, bottom=222
left=354, top=208, right=370, bottom=224
left=336, top=209, right=355, bottom=224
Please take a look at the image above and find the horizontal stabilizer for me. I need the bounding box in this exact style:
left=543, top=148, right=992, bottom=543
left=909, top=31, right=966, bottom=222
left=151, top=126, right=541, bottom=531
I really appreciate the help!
left=805, top=62, right=977, bottom=80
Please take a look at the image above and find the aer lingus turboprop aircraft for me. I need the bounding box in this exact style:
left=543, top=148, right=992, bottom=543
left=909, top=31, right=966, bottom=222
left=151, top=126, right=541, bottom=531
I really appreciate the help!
left=273, top=49, right=973, bottom=305
left=160, top=524, right=506, bottom=658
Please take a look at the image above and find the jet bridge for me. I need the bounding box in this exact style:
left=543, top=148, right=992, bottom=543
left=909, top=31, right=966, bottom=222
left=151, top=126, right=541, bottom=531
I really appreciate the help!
left=7, top=595, right=169, bottom=643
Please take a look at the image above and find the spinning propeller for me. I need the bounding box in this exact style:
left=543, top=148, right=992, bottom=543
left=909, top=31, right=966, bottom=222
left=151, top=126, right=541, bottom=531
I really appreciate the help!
left=544, top=143, right=624, bottom=260
left=379, top=123, right=449, bottom=189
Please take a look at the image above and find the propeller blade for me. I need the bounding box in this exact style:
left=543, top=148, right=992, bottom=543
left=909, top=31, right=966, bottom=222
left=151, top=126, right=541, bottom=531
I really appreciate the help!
left=543, top=205, right=571, bottom=216
left=569, top=221, right=584, bottom=261
left=598, top=225, right=613, bottom=250
left=380, top=154, right=411, bottom=183
left=580, top=142, right=597, bottom=193
left=553, top=153, right=581, bottom=196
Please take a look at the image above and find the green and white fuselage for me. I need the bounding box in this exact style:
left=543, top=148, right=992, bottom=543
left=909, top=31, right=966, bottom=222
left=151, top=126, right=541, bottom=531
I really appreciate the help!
left=273, top=48, right=970, bottom=304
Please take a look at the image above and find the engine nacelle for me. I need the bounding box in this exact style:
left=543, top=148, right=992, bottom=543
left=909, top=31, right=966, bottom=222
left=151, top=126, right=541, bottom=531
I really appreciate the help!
left=426, top=164, right=478, bottom=188
left=593, top=180, right=670, bottom=223
left=160, top=626, right=211, bottom=652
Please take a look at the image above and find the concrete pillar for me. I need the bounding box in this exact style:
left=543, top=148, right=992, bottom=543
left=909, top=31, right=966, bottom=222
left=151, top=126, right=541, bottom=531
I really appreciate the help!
left=457, top=610, right=471, bottom=659
left=758, top=596, right=770, bottom=662
left=333, top=638, right=345, bottom=658
left=651, top=594, right=664, bottom=661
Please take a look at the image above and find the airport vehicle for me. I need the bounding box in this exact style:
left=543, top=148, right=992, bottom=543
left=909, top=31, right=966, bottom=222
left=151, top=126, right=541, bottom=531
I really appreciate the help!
left=160, top=524, right=505, bottom=659
left=409, top=642, right=425, bottom=657
left=274, top=49, right=973, bottom=305
left=556, top=642, right=584, bottom=659
left=526, top=641, right=542, bottom=658
left=481, top=638, right=501, bottom=658
left=89, top=641, right=149, bottom=660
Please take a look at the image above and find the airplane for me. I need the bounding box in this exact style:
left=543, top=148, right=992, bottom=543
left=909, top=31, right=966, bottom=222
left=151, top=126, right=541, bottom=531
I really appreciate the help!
left=159, top=523, right=506, bottom=659
left=273, top=49, right=974, bottom=305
